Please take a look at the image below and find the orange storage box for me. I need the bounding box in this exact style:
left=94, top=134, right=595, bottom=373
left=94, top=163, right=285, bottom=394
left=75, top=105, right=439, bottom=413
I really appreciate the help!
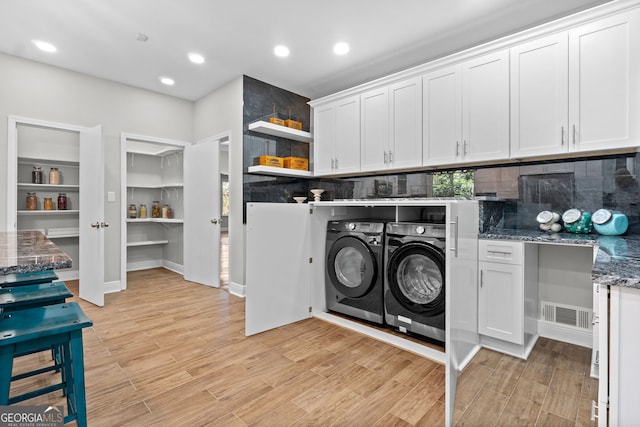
left=254, top=155, right=283, bottom=168
left=283, top=157, right=309, bottom=171
left=284, top=119, right=303, bottom=130
left=268, top=117, right=286, bottom=126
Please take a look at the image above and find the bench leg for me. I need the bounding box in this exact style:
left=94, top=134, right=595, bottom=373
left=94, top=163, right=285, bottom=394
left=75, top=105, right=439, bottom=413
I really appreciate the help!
left=69, top=331, right=88, bottom=427
left=0, top=346, right=13, bottom=405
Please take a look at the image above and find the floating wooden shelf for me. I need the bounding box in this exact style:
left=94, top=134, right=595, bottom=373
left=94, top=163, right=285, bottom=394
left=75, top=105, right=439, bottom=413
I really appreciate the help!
left=248, top=121, right=312, bottom=143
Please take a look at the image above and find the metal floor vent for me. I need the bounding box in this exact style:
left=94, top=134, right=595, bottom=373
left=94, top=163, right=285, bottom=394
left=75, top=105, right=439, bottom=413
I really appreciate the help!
left=541, top=301, right=592, bottom=330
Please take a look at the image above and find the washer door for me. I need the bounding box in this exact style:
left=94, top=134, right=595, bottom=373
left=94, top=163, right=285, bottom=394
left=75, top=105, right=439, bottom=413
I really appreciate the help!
left=327, top=236, right=378, bottom=299
left=386, top=242, right=445, bottom=315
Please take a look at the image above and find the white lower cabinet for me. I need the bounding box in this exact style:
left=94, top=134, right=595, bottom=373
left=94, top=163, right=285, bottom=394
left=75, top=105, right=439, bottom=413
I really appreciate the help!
left=478, top=240, right=539, bottom=358
left=597, top=285, right=640, bottom=426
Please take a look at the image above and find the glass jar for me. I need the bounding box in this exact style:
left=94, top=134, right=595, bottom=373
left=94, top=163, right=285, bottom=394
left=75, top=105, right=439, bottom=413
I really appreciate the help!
left=26, top=192, right=38, bottom=210
left=32, top=166, right=43, bottom=184
left=128, top=204, right=137, bottom=218
left=166, top=207, right=173, bottom=219
left=138, top=204, right=147, bottom=218
left=57, top=193, right=68, bottom=210
left=152, top=201, right=161, bottom=218
left=162, top=205, right=169, bottom=219
left=562, top=209, right=593, bottom=234
left=43, top=197, right=54, bottom=210
left=49, top=167, right=60, bottom=185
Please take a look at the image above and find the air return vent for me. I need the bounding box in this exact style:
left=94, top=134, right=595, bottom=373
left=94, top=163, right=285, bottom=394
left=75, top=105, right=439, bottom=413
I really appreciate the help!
left=541, top=301, right=592, bottom=330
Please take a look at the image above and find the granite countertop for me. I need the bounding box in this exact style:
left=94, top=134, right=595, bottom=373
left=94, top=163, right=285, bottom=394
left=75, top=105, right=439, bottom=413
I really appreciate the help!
left=479, top=229, right=640, bottom=289
left=0, top=231, right=72, bottom=275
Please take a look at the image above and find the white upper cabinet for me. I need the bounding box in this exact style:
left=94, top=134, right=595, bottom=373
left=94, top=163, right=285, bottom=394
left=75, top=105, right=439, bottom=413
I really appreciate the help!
left=360, top=87, right=389, bottom=172
left=423, top=66, right=461, bottom=165
left=388, top=78, right=423, bottom=170
left=423, top=51, right=510, bottom=166
left=569, top=9, right=640, bottom=153
left=462, top=51, right=510, bottom=163
left=313, top=96, right=360, bottom=176
left=361, top=78, right=423, bottom=172
left=512, top=8, right=640, bottom=158
left=510, top=34, right=569, bottom=157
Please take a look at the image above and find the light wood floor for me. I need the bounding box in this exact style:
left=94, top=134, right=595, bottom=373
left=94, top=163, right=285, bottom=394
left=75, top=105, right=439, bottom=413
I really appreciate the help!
left=10, top=269, right=596, bottom=426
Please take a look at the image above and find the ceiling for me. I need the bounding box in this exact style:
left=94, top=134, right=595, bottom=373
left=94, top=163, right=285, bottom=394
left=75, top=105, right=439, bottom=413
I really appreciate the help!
left=0, top=0, right=614, bottom=101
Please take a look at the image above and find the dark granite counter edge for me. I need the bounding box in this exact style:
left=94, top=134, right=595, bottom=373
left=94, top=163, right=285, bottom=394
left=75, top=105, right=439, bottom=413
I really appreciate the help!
left=479, top=230, right=640, bottom=290
left=0, top=260, right=72, bottom=276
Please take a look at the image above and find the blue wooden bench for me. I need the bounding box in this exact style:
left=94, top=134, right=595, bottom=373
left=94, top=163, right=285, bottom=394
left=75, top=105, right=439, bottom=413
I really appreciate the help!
left=0, top=281, right=72, bottom=312
left=0, top=270, right=59, bottom=288
left=0, top=302, right=92, bottom=427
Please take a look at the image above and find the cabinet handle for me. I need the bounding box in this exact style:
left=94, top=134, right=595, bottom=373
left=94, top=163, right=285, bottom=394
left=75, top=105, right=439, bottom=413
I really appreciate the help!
left=211, top=219, right=218, bottom=224
left=449, top=217, right=459, bottom=257
left=101, top=222, right=109, bottom=228
left=389, top=151, right=393, bottom=163
left=335, top=158, right=339, bottom=169
left=561, top=126, right=565, bottom=146
left=384, top=151, right=388, bottom=164
left=456, top=141, right=460, bottom=156
left=331, top=158, right=335, bottom=169
left=572, top=124, right=576, bottom=145
left=480, top=270, right=484, bottom=288
left=91, top=222, right=100, bottom=228
left=463, top=140, right=468, bottom=156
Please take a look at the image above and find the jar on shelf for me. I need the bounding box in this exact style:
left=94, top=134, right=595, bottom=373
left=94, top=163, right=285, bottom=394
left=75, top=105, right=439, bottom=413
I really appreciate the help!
left=139, top=204, right=147, bottom=218
left=32, top=166, right=43, bottom=184
left=128, top=204, right=137, bottom=218
left=43, top=197, right=54, bottom=210
left=26, top=192, right=38, bottom=210
left=152, top=201, right=161, bottom=218
left=49, top=167, right=60, bottom=185
left=166, top=207, right=173, bottom=219
left=57, top=193, right=68, bottom=210
left=162, top=205, right=169, bottom=219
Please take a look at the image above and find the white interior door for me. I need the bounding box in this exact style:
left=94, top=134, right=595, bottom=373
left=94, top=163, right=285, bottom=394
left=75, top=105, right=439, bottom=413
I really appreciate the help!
left=245, top=203, right=311, bottom=336
left=183, top=137, right=221, bottom=287
left=79, top=125, right=105, bottom=306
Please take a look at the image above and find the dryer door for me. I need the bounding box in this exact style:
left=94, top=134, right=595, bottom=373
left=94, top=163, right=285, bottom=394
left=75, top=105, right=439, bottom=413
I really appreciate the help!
left=387, top=242, right=445, bottom=315
left=327, top=236, right=378, bottom=298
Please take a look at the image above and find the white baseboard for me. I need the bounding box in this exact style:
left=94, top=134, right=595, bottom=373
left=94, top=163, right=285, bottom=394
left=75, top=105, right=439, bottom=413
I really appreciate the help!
left=314, top=312, right=446, bottom=364
left=104, top=280, right=121, bottom=294
left=229, top=281, right=245, bottom=298
left=127, top=259, right=163, bottom=271
left=537, top=320, right=592, bottom=348
left=162, top=260, right=183, bottom=275
left=55, top=270, right=79, bottom=281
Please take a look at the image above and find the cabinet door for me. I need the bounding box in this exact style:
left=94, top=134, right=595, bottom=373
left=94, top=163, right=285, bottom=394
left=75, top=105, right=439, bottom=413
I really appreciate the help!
left=360, top=87, right=389, bottom=172
left=184, top=139, right=220, bottom=287
left=462, top=50, right=510, bottom=163
left=478, top=261, right=524, bottom=344
left=79, top=125, right=105, bottom=307
left=423, top=65, right=462, bottom=166
left=245, top=203, right=310, bottom=336
left=569, top=9, right=640, bottom=153
left=389, top=77, right=422, bottom=170
left=511, top=33, right=569, bottom=158
left=313, top=104, right=335, bottom=176
left=334, top=96, right=361, bottom=174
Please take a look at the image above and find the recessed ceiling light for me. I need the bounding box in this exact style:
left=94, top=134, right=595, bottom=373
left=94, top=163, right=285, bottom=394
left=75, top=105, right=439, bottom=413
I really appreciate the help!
left=32, top=40, right=57, bottom=53
left=188, top=52, right=205, bottom=64
left=274, top=45, right=290, bottom=58
left=334, top=42, right=350, bottom=55
left=159, top=77, right=175, bottom=86
left=136, top=33, right=149, bottom=42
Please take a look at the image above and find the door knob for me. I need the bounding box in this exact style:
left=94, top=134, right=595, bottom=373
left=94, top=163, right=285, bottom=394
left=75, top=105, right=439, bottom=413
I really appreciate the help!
left=211, top=219, right=218, bottom=224
left=101, top=222, right=110, bottom=228
left=91, top=222, right=100, bottom=228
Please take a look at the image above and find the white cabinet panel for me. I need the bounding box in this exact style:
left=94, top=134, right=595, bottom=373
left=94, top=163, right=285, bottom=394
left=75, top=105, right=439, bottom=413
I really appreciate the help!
left=388, top=78, right=423, bottom=170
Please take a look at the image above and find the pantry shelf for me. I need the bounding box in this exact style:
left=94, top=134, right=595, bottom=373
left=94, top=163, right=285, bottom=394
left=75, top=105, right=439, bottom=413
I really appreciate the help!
left=248, top=121, right=312, bottom=143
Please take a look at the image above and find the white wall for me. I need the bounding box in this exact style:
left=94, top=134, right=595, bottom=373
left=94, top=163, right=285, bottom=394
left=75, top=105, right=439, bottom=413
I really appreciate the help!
left=0, top=53, right=194, bottom=284
left=193, top=77, right=245, bottom=294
